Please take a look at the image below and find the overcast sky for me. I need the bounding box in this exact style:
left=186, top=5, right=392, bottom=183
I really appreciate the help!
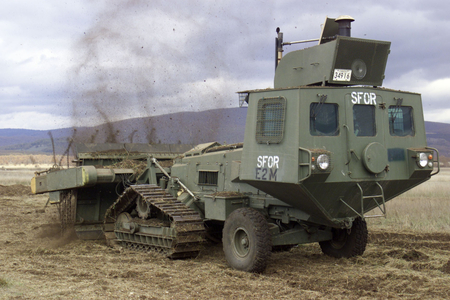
left=1, top=0, right=449, bottom=130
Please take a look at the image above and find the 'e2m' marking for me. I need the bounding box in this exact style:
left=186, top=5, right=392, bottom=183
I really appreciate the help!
left=255, top=155, right=279, bottom=181
left=351, top=91, right=377, bottom=105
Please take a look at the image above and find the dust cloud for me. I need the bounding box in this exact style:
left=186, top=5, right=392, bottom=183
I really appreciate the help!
left=68, top=1, right=242, bottom=145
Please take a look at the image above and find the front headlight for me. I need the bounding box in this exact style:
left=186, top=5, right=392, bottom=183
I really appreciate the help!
left=417, top=152, right=428, bottom=168
left=317, top=154, right=330, bottom=170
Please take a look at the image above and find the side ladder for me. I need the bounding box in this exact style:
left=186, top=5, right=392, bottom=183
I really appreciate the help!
left=339, top=182, right=386, bottom=219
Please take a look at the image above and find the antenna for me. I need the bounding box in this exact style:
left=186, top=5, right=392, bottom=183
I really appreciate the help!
left=275, top=27, right=283, bottom=70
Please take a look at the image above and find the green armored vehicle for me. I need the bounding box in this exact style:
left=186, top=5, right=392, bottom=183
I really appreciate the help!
left=32, top=16, right=439, bottom=272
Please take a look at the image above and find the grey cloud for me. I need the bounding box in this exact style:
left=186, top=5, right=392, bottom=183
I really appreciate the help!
left=2, top=0, right=450, bottom=129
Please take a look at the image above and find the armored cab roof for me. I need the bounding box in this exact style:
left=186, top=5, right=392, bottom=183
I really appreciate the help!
left=271, top=16, right=391, bottom=89
left=274, top=36, right=390, bottom=88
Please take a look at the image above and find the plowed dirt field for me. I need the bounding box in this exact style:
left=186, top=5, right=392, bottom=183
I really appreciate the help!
left=1, top=186, right=450, bottom=299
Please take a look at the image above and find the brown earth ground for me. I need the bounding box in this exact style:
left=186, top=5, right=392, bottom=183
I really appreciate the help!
left=1, top=186, right=450, bottom=299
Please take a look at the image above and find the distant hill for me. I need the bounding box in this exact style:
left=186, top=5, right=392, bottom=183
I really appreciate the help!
left=0, top=128, right=71, bottom=147
left=0, top=107, right=248, bottom=154
left=1, top=107, right=449, bottom=157
left=424, top=122, right=450, bottom=157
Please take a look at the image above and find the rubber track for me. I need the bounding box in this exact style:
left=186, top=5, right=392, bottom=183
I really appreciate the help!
left=104, top=184, right=205, bottom=258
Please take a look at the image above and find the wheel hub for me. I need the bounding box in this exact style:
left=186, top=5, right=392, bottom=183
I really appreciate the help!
left=241, top=236, right=249, bottom=247
left=330, top=228, right=348, bottom=249
left=233, top=227, right=250, bottom=257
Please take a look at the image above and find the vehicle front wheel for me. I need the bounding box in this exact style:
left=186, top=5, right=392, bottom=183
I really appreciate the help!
left=319, top=217, right=368, bottom=258
left=222, top=208, right=272, bottom=273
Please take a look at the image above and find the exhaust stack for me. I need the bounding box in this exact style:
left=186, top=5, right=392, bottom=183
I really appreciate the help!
left=335, top=15, right=355, bottom=37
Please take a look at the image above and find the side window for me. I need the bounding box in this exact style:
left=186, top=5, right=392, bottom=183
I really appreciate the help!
left=353, top=105, right=376, bottom=136
left=310, top=103, right=339, bottom=136
left=388, top=106, right=414, bottom=136
left=256, top=97, right=286, bottom=144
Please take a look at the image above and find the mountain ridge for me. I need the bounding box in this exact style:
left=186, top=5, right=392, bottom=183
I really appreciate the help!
left=1, top=107, right=449, bottom=157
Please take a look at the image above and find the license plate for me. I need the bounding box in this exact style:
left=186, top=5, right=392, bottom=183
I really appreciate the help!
left=333, top=69, right=352, bottom=81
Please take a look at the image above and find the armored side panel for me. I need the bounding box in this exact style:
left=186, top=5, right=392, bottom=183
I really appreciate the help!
left=274, top=36, right=390, bottom=88
left=75, top=143, right=194, bottom=166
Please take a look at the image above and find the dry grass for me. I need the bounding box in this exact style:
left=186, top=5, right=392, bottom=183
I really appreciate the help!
left=1, top=167, right=450, bottom=299
left=368, top=168, right=450, bottom=232
left=1, top=192, right=449, bottom=299
left=0, top=154, right=73, bottom=185
left=0, top=169, right=38, bottom=186
left=0, top=154, right=55, bottom=166
left=0, top=278, right=7, bottom=288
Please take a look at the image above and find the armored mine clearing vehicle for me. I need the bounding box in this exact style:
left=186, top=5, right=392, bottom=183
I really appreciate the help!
left=31, top=16, right=439, bottom=272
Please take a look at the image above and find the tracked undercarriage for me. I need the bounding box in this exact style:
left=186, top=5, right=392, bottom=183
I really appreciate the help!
left=104, top=184, right=205, bottom=258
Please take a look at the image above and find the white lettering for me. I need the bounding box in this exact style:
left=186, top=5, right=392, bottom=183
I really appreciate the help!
left=357, top=92, right=363, bottom=104
left=256, top=155, right=280, bottom=168
left=370, top=92, right=377, bottom=105
left=268, top=156, right=273, bottom=168
left=273, top=156, right=279, bottom=168
left=351, top=91, right=358, bottom=104
left=350, top=92, right=377, bottom=105
left=364, top=92, right=370, bottom=104
left=257, top=156, right=263, bottom=168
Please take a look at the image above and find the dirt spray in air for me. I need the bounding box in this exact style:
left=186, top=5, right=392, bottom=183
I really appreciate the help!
left=68, top=0, right=246, bottom=145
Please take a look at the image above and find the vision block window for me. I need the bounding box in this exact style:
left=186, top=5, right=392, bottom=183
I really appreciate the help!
left=198, top=171, right=218, bottom=186
left=310, top=103, right=339, bottom=136
left=256, top=97, right=286, bottom=144
left=388, top=106, right=414, bottom=136
left=353, top=105, right=376, bottom=136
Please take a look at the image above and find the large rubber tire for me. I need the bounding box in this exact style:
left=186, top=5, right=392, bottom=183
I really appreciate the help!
left=222, top=208, right=272, bottom=273
left=319, top=217, right=368, bottom=258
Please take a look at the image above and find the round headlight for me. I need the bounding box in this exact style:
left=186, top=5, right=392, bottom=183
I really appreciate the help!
left=317, top=154, right=330, bottom=170
left=418, top=152, right=428, bottom=168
